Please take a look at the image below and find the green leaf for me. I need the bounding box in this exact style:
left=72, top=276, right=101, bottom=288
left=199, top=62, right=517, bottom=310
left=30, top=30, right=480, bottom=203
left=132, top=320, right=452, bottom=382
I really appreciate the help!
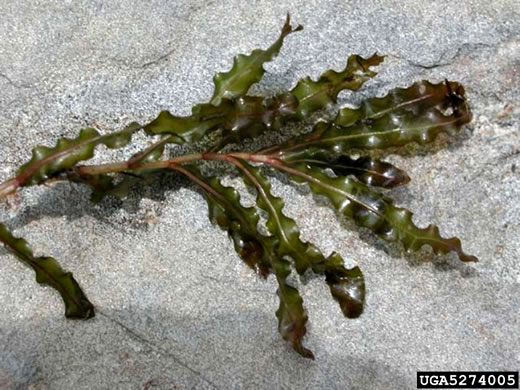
left=145, top=92, right=299, bottom=147
left=184, top=165, right=271, bottom=277
left=281, top=80, right=471, bottom=155
left=143, top=103, right=228, bottom=142
left=273, top=257, right=314, bottom=360
left=175, top=165, right=313, bottom=358
left=335, top=79, right=469, bottom=127
left=284, top=163, right=478, bottom=263
left=17, top=122, right=141, bottom=187
left=283, top=149, right=410, bottom=188
left=209, top=54, right=383, bottom=151
left=290, top=54, right=385, bottom=119
left=0, top=222, right=94, bottom=319
left=154, top=52, right=383, bottom=152
left=235, top=160, right=320, bottom=274
left=146, top=15, right=301, bottom=147
left=311, top=253, right=365, bottom=318
left=210, top=14, right=303, bottom=106
left=174, top=164, right=320, bottom=358
left=233, top=159, right=365, bottom=318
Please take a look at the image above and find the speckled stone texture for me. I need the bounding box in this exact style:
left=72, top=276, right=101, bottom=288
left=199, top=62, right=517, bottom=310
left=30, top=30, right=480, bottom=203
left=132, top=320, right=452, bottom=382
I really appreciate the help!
left=0, top=1, right=518, bottom=389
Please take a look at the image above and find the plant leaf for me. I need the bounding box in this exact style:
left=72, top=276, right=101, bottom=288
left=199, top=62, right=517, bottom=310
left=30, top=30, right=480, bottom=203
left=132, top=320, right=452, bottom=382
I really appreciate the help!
left=145, top=94, right=299, bottom=144
left=180, top=165, right=271, bottom=276
left=209, top=55, right=384, bottom=151
left=290, top=54, right=385, bottom=119
left=17, top=122, right=141, bottom=187
left=173, top=164, right=319, bottom=358
left=311, top=252, right=365, bottom=318
left=283, top=163, right=478, bottom=262
left=210, top=14, right=303, bottom=106
left=273, top=257, right=314, bottom=359
left=335, top=79, right=469, bottom=127
left=0, top=222, right=94, bottom=318
left=281, top=80, right=471, bottom=155
left=143, top=103, right=227, bottom=142
left=283, top=148, right=410, bottom=188
left=233, top=159, right=365, bottom=317
left=149, top=53, right=383, bottom=151
left=146, top=15, right=300, bottom=146
left=234, top=160, right=318, bottom=274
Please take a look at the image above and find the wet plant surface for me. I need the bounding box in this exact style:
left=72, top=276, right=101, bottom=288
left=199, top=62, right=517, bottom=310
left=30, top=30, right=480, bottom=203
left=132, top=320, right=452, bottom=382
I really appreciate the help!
left=0, top=15, right=484, bottom=360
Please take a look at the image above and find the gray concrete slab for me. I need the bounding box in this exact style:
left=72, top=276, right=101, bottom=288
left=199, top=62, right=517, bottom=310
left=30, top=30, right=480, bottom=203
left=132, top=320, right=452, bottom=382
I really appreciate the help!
left=0, top=1, right=518, bottom=389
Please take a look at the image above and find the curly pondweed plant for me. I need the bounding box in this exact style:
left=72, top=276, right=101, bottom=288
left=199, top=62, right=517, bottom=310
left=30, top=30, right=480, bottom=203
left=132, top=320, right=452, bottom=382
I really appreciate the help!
left=0, top=15, right=477, bottom=359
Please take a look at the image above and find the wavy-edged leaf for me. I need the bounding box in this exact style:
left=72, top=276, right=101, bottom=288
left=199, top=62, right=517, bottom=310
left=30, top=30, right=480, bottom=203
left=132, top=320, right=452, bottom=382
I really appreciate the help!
left=281, top=80, right=471, bottom=155
left=273, top=257, right=314, bottom=359
left=178, top=165, right=271, bottom=277
left=143, top=103, right=227, bottom=142
left=144, top=93, right=299, bottom=145
left=203, top=183, right=314, bottom=358
left=209, top=55, right=384, bottom=151
left=150, top=53, right=383, bottom=150
left=174, top=165, right=312, bottom=357
left=174, top=164, right=319, bottom=358
left=290, top=54, right=385, bottom=119
left=311, top=252, right=365, bottom=318
left=283, top=148, right=410, bottom=188
left=222, top=93, right=299, bottom=136
left=233, top=159, right=365, bottom=318
left=210, top=14, right=302, bottom=106
left=335, top=79, right=468, bottom=127
left=0, top=222, right=94, bottom=318
left=234, top=159, right=317, bottom=274
left=17, top=122, right=141, bottom=187
left=282, top=163, right=477, bottom=262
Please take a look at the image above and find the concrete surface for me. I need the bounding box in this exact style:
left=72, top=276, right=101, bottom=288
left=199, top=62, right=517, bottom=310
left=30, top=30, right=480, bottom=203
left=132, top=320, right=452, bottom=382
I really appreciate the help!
left=0, top=1, right=519, bottom=389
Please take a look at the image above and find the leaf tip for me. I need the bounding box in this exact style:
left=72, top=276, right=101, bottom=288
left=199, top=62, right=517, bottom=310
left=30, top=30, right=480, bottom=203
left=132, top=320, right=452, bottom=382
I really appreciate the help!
left=297, top=345, right=315, bottom=360
left=65, top=302, right=95, bottom=320
left=460, top=252, right=479, bottom=263
left=283, top=13, right=304, bottom=35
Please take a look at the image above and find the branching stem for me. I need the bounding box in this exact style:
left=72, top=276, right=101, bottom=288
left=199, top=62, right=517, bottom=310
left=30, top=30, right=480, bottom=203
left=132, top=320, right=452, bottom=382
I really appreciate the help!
left=0, top=149, right=284, bottom=199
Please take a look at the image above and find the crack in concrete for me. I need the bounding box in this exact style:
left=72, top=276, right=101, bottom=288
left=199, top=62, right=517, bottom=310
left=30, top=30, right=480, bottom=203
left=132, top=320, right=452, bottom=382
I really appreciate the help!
left=138, top=1, right=216, bottom=70
left=0, top=72, right=31, bottom=89
left=393, top=37, right=518, bottom=70
left=140, top=46, right=178, bottom=69
left=97, top=310, right=220, bottom=389
left=405, top=42, right=493, bottom=69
